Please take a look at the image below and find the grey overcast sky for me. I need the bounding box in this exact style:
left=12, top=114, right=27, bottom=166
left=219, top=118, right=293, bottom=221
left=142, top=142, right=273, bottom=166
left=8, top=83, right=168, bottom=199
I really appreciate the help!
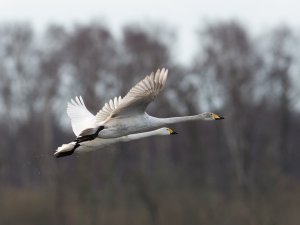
left=0, top=0, right=299, bottom=64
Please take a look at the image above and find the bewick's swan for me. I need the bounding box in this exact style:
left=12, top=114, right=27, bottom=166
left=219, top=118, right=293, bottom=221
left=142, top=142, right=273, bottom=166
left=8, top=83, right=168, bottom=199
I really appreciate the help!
left=66, top=68, right=223, bottom=151
left=54, top=127, right=177, bottom=158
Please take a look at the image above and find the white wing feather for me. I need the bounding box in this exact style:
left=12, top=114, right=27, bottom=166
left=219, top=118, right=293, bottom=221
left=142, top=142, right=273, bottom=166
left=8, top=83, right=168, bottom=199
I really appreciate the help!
left=95, top=96, right=122, bottom=122
left=95, top=68, right=168, bottom=123
left=67, top=96, right=96, bottom=136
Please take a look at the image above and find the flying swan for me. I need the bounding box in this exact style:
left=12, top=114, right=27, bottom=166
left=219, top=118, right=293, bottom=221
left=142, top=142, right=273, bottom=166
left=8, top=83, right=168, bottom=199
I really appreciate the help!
left=55, top=127, right=177, bottom=158
left=59, top=68, right=224, bottom=156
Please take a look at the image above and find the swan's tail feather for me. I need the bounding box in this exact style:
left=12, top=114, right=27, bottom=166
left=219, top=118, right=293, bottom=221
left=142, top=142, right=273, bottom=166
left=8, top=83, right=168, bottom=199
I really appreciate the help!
left=54, top=142, right=78, bottom=158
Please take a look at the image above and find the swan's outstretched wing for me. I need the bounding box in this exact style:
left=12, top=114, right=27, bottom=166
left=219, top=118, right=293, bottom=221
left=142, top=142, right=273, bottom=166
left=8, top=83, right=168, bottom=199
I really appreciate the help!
left=67, top=96, right=96, bottom=136
left=95, top=68, right=168, bottom=123
left=95, top=96, right=123, bottom=123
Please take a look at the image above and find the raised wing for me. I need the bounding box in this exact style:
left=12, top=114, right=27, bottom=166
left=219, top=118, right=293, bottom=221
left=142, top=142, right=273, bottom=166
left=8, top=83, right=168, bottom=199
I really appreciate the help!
left=67, top=96, right=96, bottom=136
left=95, top=68, right=168, bottom=123
left=95, top=96, right=122, bottom=122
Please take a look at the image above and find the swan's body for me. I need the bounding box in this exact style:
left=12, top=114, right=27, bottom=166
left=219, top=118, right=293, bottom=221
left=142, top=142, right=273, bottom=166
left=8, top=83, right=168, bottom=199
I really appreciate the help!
left=92, top=113, right=218, bottom=138
left=67, top=68, right=224, bottom=144
left=54, top=127, right=177, bottom=158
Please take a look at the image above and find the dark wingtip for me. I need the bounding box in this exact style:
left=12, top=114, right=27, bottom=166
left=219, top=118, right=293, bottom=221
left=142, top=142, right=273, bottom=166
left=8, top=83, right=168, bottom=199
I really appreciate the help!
left=171, top=131, right=178, bottom=135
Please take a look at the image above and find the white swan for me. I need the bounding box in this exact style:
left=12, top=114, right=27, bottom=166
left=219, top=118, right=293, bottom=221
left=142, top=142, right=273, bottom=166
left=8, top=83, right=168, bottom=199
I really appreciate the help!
left=67, top=68, right=224, bottom=145
left=54, top=127, right=177, bottom=158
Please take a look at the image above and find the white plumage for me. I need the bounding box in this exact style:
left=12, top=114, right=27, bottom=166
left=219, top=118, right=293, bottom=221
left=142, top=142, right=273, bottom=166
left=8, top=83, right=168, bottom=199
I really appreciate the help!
left=56, top=68, right=223, bottom=157
left=67, top=96, right=96, bottom=136
left=54, top=127, right=177, bottom=157
left=67, top=68, right=171, bottom=139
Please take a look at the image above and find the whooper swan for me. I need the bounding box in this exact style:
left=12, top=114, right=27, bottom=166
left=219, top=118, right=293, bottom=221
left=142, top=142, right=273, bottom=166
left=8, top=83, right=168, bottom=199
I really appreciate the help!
left=67, top=68, right=224, bottom=147
left=54, top=127, right=177, bottom=158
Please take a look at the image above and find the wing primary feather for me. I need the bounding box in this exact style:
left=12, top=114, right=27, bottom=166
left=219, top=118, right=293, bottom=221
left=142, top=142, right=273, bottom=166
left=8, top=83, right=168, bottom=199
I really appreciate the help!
left=154, top=71, right=160, bottom=83
left=79, top=96, right=85, bottom=106
left=149, top=72, right=154, bottom=81
left=139, top=80, right=148, bottom=90
left=162, top=69, right=168, bottom=85
left=94, top=68, right=169, bottom=122
left=155, top=69, right=161, bottom=82
left=75, top=96, right=80, bottom=105
left=71, top=99, right=76, bottom=105
left=67, top=96, right=96, bottom=136
left=113, top=97, right=118, bottom=108
left=158, top=69, right=164, bottom=83
left=109, top=99, right=114, bottom=109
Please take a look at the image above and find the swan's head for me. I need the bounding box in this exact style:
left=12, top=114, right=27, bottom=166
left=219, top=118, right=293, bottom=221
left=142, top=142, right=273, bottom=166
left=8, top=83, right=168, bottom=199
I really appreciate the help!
left=158, top=127, right=178, bottom=135
left=202, top=112, right=224, bottom=121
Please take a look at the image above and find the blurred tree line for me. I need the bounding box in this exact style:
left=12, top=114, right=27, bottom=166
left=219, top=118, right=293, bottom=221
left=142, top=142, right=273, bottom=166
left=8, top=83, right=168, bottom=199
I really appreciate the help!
left=0, top=21, right=300, bottom=225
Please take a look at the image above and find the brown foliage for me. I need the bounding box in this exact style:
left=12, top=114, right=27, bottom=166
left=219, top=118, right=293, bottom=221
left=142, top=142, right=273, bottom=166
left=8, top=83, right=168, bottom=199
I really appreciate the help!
left=0, top=21, right=299, bottom=225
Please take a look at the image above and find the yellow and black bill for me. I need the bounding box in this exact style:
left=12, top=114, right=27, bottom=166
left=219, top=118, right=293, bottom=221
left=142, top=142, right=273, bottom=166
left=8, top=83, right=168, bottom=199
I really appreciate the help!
left=212, top=113, right=225, bottom=120
left=167, top=128, right=178, bottom=135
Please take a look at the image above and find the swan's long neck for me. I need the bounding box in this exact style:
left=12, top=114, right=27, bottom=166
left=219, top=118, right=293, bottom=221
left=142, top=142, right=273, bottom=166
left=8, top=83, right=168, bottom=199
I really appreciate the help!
left=150, top=114, right=206, bottom=127
left=120, top=130, right=161, bottom=142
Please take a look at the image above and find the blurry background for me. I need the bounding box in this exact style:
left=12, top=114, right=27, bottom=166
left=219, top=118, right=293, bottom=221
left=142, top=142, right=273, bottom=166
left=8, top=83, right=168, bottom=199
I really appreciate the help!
left=1, top=1, right=300, bottom=225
